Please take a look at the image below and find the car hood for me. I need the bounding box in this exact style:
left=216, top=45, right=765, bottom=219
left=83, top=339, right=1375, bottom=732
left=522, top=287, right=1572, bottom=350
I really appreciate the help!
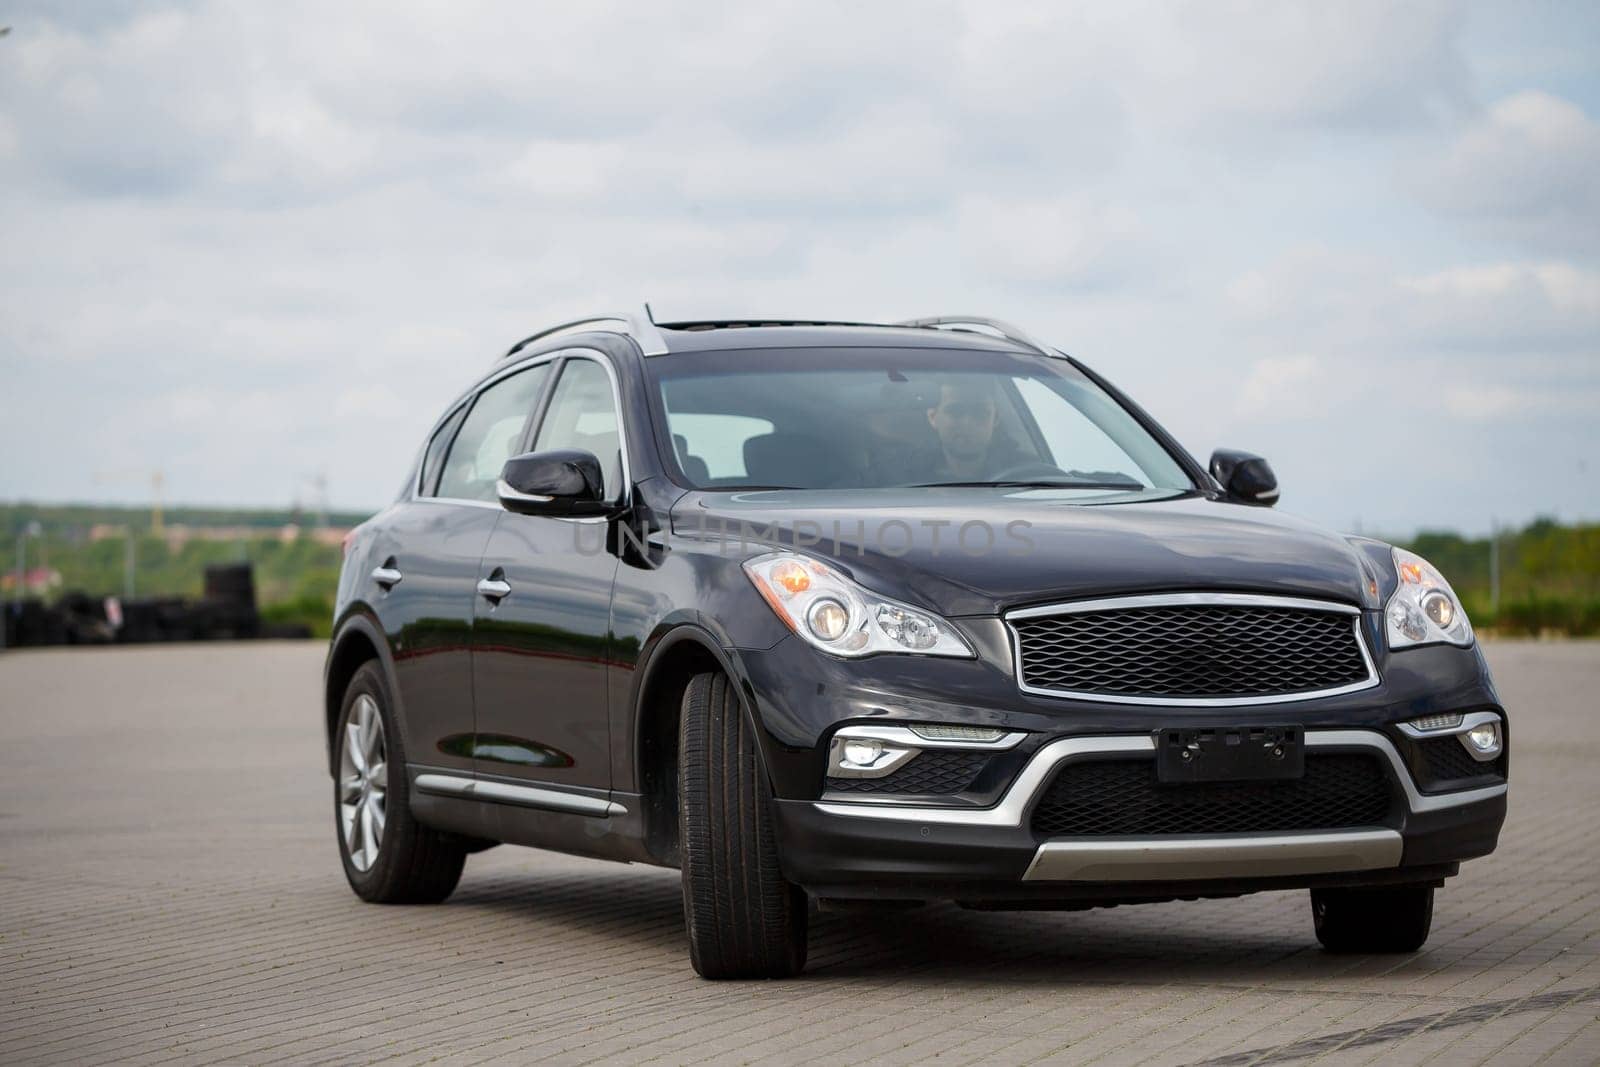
left=670, top=487, right=1381, bottom=617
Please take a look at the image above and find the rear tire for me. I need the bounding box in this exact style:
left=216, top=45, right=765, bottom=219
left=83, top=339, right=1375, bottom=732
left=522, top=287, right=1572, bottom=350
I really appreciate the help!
left=1312, top=884, right=1434, bottom=953
left=678, top=670, right=808, bottom=979
left=335, top=662, right=466, bottom=904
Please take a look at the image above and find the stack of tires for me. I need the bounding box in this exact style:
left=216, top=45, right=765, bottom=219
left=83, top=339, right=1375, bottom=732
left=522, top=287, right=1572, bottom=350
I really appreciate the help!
left=7, top=599, right=69, bottom=647
left=200, top=563, right=260, bottom=640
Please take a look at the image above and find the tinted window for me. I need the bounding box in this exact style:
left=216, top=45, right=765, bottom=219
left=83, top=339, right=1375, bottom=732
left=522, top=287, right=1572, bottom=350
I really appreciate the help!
left=649, top=348, right=1190, bottom=491
left=665, top=413, right=774, bottom=480
left=532, top=358, right=624, bottom=500
left=417, top=404, right=468, bottom=497
left=436, top=363, right=551, bottom=502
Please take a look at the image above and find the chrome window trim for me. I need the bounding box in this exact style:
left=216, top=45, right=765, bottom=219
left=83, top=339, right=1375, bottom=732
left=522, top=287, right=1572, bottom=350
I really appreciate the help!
left=403, top=347, right=632, bottom=524
left=412, top=496, right=502, bottom=511
left=406, top=351, right=563, bottom=506
left=1004, top=592, right=1379, bottom=707
left=415, top=401, right=470, bottom=498
left=811, top=727, right=1506, bottom=828
left=526, top=348, right=633, bottom=522
left=414, top=772, right=626, bottom=818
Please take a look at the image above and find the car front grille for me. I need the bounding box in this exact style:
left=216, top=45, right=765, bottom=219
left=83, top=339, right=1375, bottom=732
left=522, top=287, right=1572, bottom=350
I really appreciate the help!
left=1029, top=754, right=1395, bottom=837
left=1009, top=598, right=1372, bottom=701
left=826, top=749, right=991, bottom=795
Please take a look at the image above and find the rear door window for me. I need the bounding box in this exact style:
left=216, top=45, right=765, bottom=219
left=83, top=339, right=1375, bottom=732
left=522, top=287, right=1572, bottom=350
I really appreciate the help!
left=436, top=363, right=552, bottom=502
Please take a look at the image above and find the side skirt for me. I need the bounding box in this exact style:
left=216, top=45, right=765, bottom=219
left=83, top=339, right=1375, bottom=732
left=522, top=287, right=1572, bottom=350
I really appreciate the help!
left=407, top=766, right=658, bottom=866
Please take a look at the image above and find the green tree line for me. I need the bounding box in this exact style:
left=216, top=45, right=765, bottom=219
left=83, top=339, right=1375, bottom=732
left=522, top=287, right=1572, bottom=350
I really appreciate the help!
left=5, top=504, right=1597, bottom=638
left=2, top=503, right=359, bottom=637
left=1403, top=518, right=1600, bottom=636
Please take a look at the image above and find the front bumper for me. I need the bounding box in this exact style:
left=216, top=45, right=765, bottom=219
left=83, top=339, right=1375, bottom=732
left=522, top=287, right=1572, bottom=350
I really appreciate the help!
left=774, top=726, right=1506, bottom=902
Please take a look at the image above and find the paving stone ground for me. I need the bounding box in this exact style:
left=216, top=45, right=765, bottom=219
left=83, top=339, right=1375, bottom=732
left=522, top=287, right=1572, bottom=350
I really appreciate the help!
left=1, top=640, right=1597, bottom=1065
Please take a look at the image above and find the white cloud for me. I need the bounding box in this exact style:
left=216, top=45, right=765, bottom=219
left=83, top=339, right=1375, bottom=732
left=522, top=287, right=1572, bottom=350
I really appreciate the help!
left=0, top=0, right=1595, bottom=535
left=957, top=195, right=1149, bottom=288
left=1229, top=250, right=1600, bottom=357
left=1395, top=261, right=1600, bottom=350
left=1418, top=90, right=1600, bottom=253
left=1236, top=354, right=1324, bottom=416
left=1136, top=0, right=1472, bottom=133
left=1444, top=383, right=1600, bottom=419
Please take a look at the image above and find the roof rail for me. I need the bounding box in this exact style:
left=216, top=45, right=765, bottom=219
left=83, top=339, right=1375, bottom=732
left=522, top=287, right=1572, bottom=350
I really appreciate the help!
left=503, top=305, right=669, bottom=360
left=896, top=316, right=1061, bottom=359
left=656, top=318, right=882, bottom=332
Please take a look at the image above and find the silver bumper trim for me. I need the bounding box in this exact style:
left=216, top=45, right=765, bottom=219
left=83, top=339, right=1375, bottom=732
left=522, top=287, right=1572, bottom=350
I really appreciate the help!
left=1023, top=829, right=1405, bottom=881
left=815, top=734, right=1155, bottom=826
left=812, top=728, right=1507, bottom=827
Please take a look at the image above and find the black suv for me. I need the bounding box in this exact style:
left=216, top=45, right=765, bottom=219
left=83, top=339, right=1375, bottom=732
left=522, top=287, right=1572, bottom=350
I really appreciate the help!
left=325, top=312, right=1507, bottom=978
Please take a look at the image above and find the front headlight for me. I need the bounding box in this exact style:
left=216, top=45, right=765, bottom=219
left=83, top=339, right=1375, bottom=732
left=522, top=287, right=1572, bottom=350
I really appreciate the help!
left=742, top=551, right=974, bottom=658
left=1385, top=547, right=1473, bottom=650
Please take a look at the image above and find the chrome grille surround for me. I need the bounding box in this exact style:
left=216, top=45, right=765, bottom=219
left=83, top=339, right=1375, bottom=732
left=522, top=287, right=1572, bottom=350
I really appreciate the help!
left=1005, top=592, right=1379, bottom=706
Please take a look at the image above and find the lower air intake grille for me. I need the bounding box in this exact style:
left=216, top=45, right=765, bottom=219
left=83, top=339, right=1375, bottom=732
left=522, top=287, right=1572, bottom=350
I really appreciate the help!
left=1010, top=600, right=1372, bottom=700
left=1030, top=754, right=1394, bottom=837
left=1416, top=736, right=1503, bottom=787
left=826, top=750, right=990, bottom=795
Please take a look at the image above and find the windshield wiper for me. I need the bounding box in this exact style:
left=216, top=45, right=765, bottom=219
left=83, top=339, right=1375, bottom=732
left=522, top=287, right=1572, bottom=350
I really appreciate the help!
left=706, top=484, right=806, bottom=491
left=906, top=479, right=1146, bottom=490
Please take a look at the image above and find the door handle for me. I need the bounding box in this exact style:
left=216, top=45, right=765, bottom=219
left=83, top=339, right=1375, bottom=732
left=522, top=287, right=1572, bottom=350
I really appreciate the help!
left=371, top=562, right=403, bottom=590
left=477, top=577, right=512, bottom=602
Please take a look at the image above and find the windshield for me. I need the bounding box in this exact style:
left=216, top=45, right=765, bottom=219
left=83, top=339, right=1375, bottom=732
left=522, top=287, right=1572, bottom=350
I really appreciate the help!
left=650, top=347, right=1193, bottom=492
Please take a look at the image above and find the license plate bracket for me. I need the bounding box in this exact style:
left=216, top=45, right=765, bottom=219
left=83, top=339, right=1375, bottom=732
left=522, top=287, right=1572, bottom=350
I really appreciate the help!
left=1156, top=725, right=1305, bottom=783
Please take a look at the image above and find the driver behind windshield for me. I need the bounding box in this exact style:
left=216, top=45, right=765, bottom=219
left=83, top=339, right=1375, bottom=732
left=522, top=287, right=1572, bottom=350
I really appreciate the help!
left=923, top=377, right=1026, bottom=483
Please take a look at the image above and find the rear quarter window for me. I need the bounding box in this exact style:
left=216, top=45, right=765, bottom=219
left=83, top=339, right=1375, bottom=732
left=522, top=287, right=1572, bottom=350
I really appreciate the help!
left=417, top=405, right=468, bottom=497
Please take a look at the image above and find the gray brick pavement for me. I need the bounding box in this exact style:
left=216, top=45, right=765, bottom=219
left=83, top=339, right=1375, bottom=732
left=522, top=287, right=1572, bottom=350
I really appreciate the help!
left=1, top=640, right=1597, bottom=1064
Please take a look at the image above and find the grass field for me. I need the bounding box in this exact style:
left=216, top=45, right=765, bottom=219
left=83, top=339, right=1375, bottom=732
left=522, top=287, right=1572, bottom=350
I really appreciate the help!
left=4, top=504, right=1598, bottom=638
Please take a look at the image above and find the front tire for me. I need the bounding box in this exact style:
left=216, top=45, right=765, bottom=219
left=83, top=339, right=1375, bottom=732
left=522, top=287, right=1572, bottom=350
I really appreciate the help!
left=678, top=670, right=808, bottom=979
left=335, top=662, right=466, bottom=904
left=1312, top=884, right=1434, bottom=953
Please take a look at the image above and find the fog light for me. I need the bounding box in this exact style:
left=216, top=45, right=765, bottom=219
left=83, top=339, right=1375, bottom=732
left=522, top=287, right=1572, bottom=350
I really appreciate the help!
left=1465, top=721, right=1501, bottom=757
left=841, top=738, right=884, bottom=768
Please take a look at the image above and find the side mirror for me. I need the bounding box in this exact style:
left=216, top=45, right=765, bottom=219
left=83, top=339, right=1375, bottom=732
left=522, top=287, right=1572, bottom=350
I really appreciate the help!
left=497, top=449, right=613, bottom=517
left=1209, top=449, right=1279, bottom=507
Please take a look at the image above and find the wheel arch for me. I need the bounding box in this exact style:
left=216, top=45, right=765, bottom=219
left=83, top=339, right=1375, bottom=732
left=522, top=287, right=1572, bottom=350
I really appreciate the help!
left=323, top=611, right=397, bottom=777
left=630, top=622, right=765, bottom=866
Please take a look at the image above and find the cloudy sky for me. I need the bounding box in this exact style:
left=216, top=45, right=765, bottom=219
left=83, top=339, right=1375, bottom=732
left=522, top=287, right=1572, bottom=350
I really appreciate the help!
left=2, top=0, right=1596, bottom=536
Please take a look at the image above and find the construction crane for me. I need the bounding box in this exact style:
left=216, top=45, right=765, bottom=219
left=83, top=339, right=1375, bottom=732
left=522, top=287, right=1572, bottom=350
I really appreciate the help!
left=292, top=471, right=330, bottom=529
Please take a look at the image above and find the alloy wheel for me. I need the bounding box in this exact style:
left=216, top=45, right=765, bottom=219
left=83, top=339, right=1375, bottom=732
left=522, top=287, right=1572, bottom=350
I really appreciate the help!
left=339, top=694, right=388, bottom=871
